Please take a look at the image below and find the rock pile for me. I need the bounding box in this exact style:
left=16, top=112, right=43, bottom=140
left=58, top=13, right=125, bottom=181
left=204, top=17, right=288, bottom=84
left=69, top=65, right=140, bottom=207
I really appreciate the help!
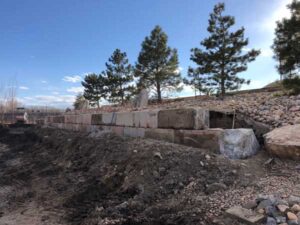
left=227, top=194, right=300, bottom=225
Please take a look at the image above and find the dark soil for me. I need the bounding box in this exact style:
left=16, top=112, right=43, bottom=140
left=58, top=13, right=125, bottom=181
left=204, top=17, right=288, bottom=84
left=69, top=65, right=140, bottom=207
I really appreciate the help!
left=0, top=126, right=298, bottom=225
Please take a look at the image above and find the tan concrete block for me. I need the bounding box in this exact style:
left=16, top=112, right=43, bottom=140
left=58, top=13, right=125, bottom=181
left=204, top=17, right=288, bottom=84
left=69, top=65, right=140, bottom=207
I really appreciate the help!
left=91, top=114, right=103, bottom=125
left=124, top=127, right=145, bottom=138
left=174, top=129, right=223, bottom=152
left=158, top=108, right=209, bottom=129
left=145, top=128, right=175, bottom=143
left=116, top=112, right=134, bottom=127
left=111, top=126, right=124, bottom=136
left=133, top=110, right=159, bottom=128
left=65, top=114, right=77, bottom=124
left=102, top=113, right=117, bottom=125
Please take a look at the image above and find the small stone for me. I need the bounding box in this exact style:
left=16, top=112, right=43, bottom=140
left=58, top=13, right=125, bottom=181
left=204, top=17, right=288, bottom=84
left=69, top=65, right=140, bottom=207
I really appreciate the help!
left=292, top=204, right=300, bottom=212
left=153, top=152, right=163, bottom=160
left=257, top=199, right=273, bottom=210
left=133, top=149, right=138, bottom=153
left=287, top=220, right=299, bottom=225
left=266, top=217, right=277, bottom=225
left=205, top=154, right=211, bottom=160
left=275, top=216, right=287, bottom=224
left=206, top=182, right=227, bottom=194
left=289, top=196, right=300, bottom=206
left=287, top=212, right=298, bottom=221
left=277, top=204, right=289, bottom=213
left=265, top=205, right=276, bottom=216
left=243, top=200, right=257, bottom=210
left=258, top=208, right=265, bottom=214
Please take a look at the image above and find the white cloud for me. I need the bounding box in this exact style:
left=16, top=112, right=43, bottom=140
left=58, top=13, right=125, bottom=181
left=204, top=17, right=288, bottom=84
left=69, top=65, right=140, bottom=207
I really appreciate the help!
left=261, top=0, right=291, bottom=31
left=67, top=86, right=84, bottom=94
left=19, top=95, right=76, bottom=107
left=63, top=75, right=82, bottom=83
left=41, top=80, right=47, bottom=84
left=260, top=48, right=273, bottom=57
left=19, top=86, right=29, bottom=90
left=52, top=91, right=60, bottom=95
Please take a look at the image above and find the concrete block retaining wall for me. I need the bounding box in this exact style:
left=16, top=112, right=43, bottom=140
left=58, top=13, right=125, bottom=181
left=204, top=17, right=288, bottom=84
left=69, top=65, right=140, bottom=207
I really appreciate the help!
left=45, top=107, right=223, bottom=151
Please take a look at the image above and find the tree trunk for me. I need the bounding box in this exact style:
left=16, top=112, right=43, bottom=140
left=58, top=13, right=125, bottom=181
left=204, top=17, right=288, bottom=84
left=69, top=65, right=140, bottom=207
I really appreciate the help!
left=157, top=81, right=162, bottom=103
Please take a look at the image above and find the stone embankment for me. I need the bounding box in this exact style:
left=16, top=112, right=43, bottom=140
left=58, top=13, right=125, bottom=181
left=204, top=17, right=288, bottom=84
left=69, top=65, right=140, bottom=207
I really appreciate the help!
left=70, top=90, right=300, bottom=129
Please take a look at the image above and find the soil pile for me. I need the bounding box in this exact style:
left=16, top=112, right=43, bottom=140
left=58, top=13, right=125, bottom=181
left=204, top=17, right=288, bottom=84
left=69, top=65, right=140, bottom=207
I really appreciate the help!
left=0, top=126, right=298, bottom=225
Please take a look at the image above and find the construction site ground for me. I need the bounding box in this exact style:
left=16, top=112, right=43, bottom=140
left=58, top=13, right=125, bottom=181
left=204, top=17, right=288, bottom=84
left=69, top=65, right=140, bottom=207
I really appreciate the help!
left=0, top=125, right=299, bottom=225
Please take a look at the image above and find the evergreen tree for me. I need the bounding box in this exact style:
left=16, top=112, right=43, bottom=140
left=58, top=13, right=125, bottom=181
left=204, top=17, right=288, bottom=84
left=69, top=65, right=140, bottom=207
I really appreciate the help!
left=103, top=49, right=134, bottom=105
left=183, top=67, right=214, bottom=95
left=73, top=93, right=89, bottom=110
left=81, top=74, right=107, bottom=108
left=272, top=0, right=300, bottom=80
left=135, top=25, right=182, bottom=102
left=189, top=3, right=260, bottom=97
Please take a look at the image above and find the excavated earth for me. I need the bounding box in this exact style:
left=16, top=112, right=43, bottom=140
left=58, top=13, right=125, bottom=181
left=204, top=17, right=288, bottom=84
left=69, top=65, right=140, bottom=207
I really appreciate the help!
left=0, top=125, right=299, bottom=225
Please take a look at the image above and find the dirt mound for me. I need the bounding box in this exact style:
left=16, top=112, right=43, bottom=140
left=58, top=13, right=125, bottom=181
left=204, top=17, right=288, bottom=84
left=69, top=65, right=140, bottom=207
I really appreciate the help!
left=0, top=126, right=299, bottom=225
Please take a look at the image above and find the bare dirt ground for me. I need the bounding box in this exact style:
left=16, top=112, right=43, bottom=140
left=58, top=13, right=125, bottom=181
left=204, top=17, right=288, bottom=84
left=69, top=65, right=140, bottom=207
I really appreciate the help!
left=0, top=125, right=299, bottom=225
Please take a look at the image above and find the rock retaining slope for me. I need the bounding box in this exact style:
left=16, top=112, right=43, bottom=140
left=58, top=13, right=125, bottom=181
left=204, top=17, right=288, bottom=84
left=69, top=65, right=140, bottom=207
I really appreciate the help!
left=44, top=107, right=260, bottom=159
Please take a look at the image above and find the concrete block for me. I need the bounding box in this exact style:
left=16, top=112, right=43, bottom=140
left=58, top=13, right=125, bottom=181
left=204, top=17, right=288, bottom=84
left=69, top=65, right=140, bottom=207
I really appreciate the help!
left=91, top=114, right=103, bottom=125
left=145, top=128, right=175, bottom=143
left=124, top=127, right=145, bottom=138
left=65, top=115, right=77, bottom=124
left=75, top=115, right=82, bottom=124
left=82, top=114, right=92, bottom=125
left=226, top=206, right=264, bottom=224
left=116, top=112, right=134, bottom=127
left=52, top=116, right=65, bottom=123
left=102, top=113, right=117, bottom=125
left=194, top=108, right=210, bottom=129
left=111, top=126, right=124, bottom=136
left=158, top=108, right=209, bottom=129
left=174, top=129, right=224, bottom=152
left=133, top=110, right=159, bottom=128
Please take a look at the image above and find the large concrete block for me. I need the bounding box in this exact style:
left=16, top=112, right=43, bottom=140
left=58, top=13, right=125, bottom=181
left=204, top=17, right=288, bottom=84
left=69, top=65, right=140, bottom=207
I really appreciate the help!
left=52, top=116, right=65, bottom=123
left=145, top=128, right=175, bottom=143
left=194, top=108, right=210, bottom=129
left=158, top=108, right=209, bottom=130
left=124, top=127, right=145, bottom=138
left=116, top=112, right=134, bottom=127
left=174, top=129, right=223, bottom=152
left=65, top=114, right=77, bottom=124
left=133, top=110, right=159, bottom=128
left=82, top=114, right=92, bottom=125
left=102, top=113, right=117, bottom=125
left=111, top=126, right=124, bottom=136
left=264, top=124, right=300, bottom=159
left=91, top=114, right=103, bottom=125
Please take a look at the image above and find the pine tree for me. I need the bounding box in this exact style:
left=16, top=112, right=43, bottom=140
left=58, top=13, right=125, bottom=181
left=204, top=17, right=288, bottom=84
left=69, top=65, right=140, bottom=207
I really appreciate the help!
left=81, top=74, right=107, bottom=108
left=272, top=0, right=300, bottom=80
left=189, top=3, right=260, bottom=97
left=183, top=67, right=214, bottom=96
left=73, top=93, right=89, bottom=110
left=135, top=25, right=182, bottom=102
left=103, top=49, right=134, bottom=105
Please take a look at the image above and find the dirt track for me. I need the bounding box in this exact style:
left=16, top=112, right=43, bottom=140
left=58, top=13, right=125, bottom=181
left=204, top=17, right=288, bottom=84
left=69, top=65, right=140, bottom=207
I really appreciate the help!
left=0, top=126, right=299, bottom=225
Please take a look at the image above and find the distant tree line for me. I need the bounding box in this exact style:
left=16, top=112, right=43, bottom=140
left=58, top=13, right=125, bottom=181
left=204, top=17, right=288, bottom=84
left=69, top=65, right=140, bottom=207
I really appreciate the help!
left=76, top=1, right=300, bottom=109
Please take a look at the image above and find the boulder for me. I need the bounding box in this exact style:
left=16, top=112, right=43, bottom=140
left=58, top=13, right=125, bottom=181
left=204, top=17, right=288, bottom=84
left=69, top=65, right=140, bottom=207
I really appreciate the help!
left=220, top=129, right=260, bottom=159
left=264, top=125, right=300, bottom=159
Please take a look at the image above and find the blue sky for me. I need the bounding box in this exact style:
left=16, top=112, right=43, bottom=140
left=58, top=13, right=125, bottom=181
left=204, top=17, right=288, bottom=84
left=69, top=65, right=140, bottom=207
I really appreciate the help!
left=0, top=0, right=291, bottom=108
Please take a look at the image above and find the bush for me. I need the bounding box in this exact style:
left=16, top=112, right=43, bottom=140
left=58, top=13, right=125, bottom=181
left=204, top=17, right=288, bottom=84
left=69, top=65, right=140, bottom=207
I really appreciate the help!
left=282, top=76, right=300, bottom=95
